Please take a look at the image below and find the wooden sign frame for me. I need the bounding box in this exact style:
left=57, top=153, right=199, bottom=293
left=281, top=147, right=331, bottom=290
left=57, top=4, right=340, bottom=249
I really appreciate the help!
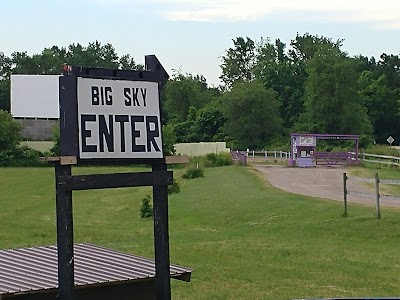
left=54, top=55, right=173, bottom=300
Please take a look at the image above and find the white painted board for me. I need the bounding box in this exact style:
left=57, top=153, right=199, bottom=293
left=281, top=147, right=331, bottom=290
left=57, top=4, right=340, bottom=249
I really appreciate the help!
left=11, top=75, right=60, bottom=118
left=77, top=77, right=163, bottom=159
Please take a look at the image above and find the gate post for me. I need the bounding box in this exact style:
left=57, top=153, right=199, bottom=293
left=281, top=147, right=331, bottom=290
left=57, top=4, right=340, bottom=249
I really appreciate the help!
left=375, top=173, right=381, bottom=219
left=153, top=162, right=171, bottom=300
left=55, top=163, right=75, bottom=300
left=343, top=173, right=348, bottom=217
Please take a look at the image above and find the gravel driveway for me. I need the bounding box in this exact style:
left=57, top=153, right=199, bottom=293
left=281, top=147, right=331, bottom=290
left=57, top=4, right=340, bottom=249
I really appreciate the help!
left=253, top=165, right=400, bottom=208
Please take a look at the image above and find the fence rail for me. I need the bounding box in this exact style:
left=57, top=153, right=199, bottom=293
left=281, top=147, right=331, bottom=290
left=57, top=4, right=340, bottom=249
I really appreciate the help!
left=244, top=149, right=400, bottom=167
left=343, top=173, right=400, bottom=219
left=245, top=150, right=291, bottom=162
left=355, top=152, right=400, bottom=166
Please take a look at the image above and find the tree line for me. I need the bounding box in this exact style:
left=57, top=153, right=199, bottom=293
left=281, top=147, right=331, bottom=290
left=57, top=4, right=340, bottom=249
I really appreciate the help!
left=1, top=34, right=400, bottom=151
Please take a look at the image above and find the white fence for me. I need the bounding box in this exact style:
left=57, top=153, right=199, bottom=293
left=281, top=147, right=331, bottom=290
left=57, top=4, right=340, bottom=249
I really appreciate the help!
left=246, top=150, right=291, bottom=162
left=246, top=149, right=400, bottom=167
left=358, top=152, right=400, bottom=166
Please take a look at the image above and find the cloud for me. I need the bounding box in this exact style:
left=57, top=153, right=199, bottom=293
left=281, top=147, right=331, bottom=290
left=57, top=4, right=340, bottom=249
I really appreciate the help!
left=161, top=0, right=400, bottom=29
left=83, top=0, right=400, bottom=29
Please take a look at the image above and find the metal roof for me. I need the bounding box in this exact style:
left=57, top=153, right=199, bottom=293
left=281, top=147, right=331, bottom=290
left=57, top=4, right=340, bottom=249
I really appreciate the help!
left=0, top=243, right=192, bottom=296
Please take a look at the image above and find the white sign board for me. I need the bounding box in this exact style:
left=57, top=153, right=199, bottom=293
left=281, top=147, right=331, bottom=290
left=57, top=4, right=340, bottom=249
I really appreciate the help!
left=77, top=78, right=163, bottom=159
left=11, top=75, right=60, bottom=118
left=299, top=136, right=316, bottom=146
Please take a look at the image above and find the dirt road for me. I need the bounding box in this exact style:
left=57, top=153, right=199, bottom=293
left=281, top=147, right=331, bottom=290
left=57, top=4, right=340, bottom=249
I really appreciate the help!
left=253, top=165, right=400, bottom=208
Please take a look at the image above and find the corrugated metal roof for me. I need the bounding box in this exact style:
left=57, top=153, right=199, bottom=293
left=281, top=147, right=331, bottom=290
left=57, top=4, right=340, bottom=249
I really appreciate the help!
left=0, top=243, right=192, bottom=296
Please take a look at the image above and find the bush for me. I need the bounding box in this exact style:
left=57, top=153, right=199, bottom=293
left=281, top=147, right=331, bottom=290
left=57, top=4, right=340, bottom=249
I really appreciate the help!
left=0, top=110, right=22, bottom=150
left=205, top=152, right=232, bottom=167
left=182, top=168, right=204, bottom=179
left=140, top=194, right=153, bottom=219
left=50, top=122, right=60, bottom=156
left=189, top=152, right=232, bottom=168
left=0, top=110, right=48, bottom=167
left=168, top=178, right=180, bottom=194
left=0, top=145, right=46, bottom=167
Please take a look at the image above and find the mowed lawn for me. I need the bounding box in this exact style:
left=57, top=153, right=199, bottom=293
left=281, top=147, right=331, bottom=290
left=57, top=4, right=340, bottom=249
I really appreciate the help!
left=1, top=165, right=400, bottom=299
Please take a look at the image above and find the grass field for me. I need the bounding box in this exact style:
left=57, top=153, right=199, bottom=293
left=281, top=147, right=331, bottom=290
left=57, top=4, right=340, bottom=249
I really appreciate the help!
left=1, top=165, right=400, bottom=299
left=349, top=163, right=400, bottom=196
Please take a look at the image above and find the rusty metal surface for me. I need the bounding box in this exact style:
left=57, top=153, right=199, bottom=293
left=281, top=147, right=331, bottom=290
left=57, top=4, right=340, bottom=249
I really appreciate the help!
left=0, top=243, right=192, bottom=296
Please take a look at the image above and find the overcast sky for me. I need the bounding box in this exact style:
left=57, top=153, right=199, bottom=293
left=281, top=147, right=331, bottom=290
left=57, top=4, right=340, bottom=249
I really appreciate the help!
left=2, top=0, right=400, bottom=85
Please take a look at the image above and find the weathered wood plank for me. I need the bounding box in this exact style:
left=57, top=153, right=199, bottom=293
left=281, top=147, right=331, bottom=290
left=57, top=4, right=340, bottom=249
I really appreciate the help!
left=165, top=156, right=189, bottom=164
left=57, top=171, right=173, bottom=191
left=40, top=156, right=78, bottom=165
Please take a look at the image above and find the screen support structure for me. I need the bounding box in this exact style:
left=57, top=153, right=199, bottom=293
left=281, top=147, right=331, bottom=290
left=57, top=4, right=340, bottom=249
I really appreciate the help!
left=53, top=55, right=172, bottom=300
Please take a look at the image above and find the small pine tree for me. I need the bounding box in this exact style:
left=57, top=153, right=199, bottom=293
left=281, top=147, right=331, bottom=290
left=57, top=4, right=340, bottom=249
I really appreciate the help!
left=168, top=178, right=180, bottom=195
left=140, top=194, right=153, bottom=219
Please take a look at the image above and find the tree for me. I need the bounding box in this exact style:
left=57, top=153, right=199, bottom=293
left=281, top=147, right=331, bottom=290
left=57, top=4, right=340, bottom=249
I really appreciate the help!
left=299, top=47, right=373, bottom=146
left=119, top=54, right=144, bottom=70
left=254, top=38, right=307, bottom=128
left=0, top=110, right=22, bottom=151
left=163, top=73, right=213, bottom=123
left=221, top=81, right=283, bottom=149
left=358, top=71, right=399, bottom=143
left=172, top=101, right=226, bottom=143
left=0, top=52, right=12, bottom=111
left=0, top=80, right=10, bottom=111
left=173, top=106, right=200, bottom=143
left=0, top=41, right=143, bottom=111
left=66, top=41, right=120, bottom=69
left=220, top=37, right=256, bottom=87
left=289, top=33, right=344, bottom=62
left=196, top=100, right=225, bottom=141
left=0, top=52, right=12, bottom=78
left=162, top=124, right=176, bottom=156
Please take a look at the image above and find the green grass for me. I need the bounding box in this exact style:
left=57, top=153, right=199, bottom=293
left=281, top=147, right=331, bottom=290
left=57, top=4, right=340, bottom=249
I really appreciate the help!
left=1, top=165, right=400, bottom=299
left=349, top=164, right=400, bottom=195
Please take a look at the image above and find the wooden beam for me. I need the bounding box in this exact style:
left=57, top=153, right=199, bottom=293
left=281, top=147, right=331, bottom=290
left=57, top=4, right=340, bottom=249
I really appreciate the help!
left=57, top=171, right=173, bottom=191
left=40, top=156, right=78, bottom=165
left=165, top=156, right=189, bottom=164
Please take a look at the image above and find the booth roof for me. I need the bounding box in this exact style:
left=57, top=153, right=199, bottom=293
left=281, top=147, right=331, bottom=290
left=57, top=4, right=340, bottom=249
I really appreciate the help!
left=290, top=133, right=359, bottom=140
left=0, top=243, right=192, bottom=297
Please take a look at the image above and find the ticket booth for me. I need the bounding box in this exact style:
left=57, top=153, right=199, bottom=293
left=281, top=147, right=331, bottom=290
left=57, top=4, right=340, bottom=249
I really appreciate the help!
left=290, top=134, right=316, bottom=167
left=289, top=133, right=360, bottom=167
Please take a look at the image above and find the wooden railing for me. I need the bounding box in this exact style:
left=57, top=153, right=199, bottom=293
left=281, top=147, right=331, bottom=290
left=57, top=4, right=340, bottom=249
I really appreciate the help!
left=244, top=150, right=400, bottom=167
left=343, top=172, right=400, bottom=219
left=358, top=152, right=400, bottom=166
left=245, top=150, right=291, bottom=162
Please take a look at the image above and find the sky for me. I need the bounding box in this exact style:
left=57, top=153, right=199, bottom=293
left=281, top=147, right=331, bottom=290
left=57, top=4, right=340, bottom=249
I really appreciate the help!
left=2, top=0, right=400, bottom=86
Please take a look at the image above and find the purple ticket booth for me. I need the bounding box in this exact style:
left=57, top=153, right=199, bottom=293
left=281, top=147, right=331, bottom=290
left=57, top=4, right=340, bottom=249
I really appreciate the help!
left=289, top=133, right=359, bottom=167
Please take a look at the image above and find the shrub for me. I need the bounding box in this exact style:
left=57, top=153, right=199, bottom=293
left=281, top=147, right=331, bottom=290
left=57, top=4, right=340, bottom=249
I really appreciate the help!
left=182, top=168, right=204, bottom=179
left=0, top=145, right=46, bottom=167
left=189, top=152, right=232, bottom=168
left=0, top=110, right=22, bottom=150
left=140, top=194, right=153, bottom=219
left=168, top=178, right=180, bottom=194
left=0, top=110, right=48, bottom=167
left=205, top=152, right=232, bottom=167
left=50, top=122, right=60, bottom=156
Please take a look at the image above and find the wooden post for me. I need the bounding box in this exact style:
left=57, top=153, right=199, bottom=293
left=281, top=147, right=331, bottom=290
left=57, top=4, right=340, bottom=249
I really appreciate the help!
left=375, top=173, right=381, bottom=219
left=264, top=150, right=267, bottom=162
left=152, top=162, right=171, bottom=300
left=343, top=173, right=348, bottom=217
left=55, top=164, right=75, bottom=300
